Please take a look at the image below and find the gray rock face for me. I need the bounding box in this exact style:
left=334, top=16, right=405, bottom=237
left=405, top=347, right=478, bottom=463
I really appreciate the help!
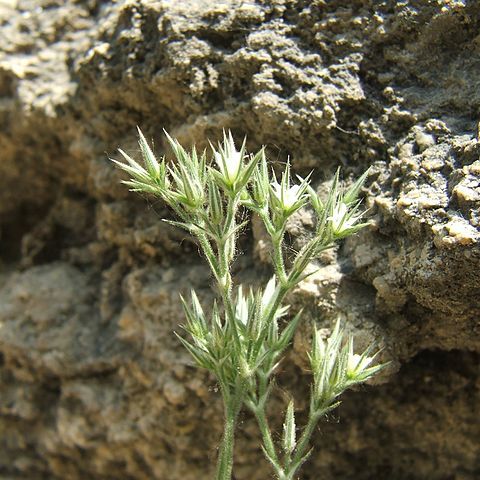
left=0, top=1, right=479, bottom=479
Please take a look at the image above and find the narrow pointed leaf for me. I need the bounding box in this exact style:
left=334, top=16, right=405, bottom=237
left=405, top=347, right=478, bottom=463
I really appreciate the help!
left=283, top=400, right=296, bottom=455
left=342, top=167, right=370, bottom=205
left=137, top=127, right=160, bottom=177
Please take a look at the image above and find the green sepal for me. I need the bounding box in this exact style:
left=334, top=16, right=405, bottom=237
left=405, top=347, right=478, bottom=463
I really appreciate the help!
left=137, top=127, right=160, bottom=178
left=282, top=400, right=296, bottom=455
left=342, top=167, right=371, bottom=205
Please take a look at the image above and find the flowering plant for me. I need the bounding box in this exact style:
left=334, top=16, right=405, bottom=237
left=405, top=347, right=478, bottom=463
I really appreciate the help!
left=112, top=129, right=385, bottom=480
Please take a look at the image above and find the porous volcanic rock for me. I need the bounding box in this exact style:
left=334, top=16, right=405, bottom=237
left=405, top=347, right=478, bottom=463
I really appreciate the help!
left=0, top=1, right=479, bottom=479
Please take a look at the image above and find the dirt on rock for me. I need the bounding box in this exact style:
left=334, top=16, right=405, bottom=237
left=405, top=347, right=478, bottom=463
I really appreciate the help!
left=0, top=1, right=479, bottom=479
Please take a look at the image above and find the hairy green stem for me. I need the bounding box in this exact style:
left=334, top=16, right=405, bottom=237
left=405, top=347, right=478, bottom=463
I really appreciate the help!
left=271, top=228, right=288, bottom=286
left=216, top=399, right=240, bottom=480
left=250, top=373, right=280, bottom=463
left=249, top=389, right=324, bottom=480
left=197, top=233, right=221, bottom=279
left=283, top=410, right=322, bottom=479
left=215, top=193, right=244, bottom=480
left=253, top=405, right=282, bottom=471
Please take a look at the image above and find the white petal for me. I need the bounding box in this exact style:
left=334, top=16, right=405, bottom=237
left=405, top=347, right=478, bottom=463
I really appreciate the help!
left=262, top=276, right=277, bottom=311
left=214, top=152, right=225, bottom=175
left=226, top=151, right=242, bottom=182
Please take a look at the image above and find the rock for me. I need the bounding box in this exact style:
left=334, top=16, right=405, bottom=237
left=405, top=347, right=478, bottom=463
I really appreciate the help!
left=415, top=129, right=436, bottom=152
left=1, top=1, right=480, bottom=479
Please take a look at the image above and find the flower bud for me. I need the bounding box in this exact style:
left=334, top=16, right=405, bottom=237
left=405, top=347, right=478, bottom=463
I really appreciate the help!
left=214, top=131, right=244, bottom=186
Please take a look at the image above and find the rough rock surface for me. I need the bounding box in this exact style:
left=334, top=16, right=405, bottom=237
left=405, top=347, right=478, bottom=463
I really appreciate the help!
left=0, top=1, right=479, bottom=479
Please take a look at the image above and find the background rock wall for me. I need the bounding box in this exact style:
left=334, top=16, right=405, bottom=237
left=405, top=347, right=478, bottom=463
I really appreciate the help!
left=0, top=1, right=479, bottom=479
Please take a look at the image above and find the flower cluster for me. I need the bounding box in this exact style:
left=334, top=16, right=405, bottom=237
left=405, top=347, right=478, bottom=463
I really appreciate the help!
left=309, top=321, right=383, bottom=413
left=179, top=278, right=298, bottom=391
left=112, top=128, right=385, bottom=480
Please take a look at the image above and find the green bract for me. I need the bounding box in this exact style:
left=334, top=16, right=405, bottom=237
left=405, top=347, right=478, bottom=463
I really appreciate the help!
left=112, top=128, right=386, bottom=480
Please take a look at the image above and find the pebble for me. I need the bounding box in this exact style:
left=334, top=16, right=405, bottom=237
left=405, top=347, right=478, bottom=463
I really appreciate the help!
left=415, top=131, right=435, bottom=152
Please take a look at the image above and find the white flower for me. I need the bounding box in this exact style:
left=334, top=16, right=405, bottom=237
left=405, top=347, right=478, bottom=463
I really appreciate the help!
left=261, top=276, right=288, bottom=319
left=261, top=276, right=277, bottom=311
left=235, top=286, right=249, bottom=326
left=271, top=181, right=303, bottom=210
left=330, top=202, right=361, bottom=234
left=214, top=131, right=243, bottom=185
left=214, top=150, right=242, bottom=183
left=269, top=162, right=309, bottom=215
left=347, top=353, right=374, bottom=378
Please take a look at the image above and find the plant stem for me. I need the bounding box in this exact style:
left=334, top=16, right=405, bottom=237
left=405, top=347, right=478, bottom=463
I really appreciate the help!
left=253, top=405, right=283, bottom=472
left=219, top=194, right=246, bottom=351
left=197, top=232, right=221, bottom=280
left=271, top=228, right=288, bottom=286
left=215, top=398, right=239, bottom=480
left=283, top=410, right=322, bottom=479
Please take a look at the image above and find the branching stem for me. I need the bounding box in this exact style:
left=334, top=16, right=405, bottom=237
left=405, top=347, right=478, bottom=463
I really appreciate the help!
left=114, top=129, right=381, bottom=480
